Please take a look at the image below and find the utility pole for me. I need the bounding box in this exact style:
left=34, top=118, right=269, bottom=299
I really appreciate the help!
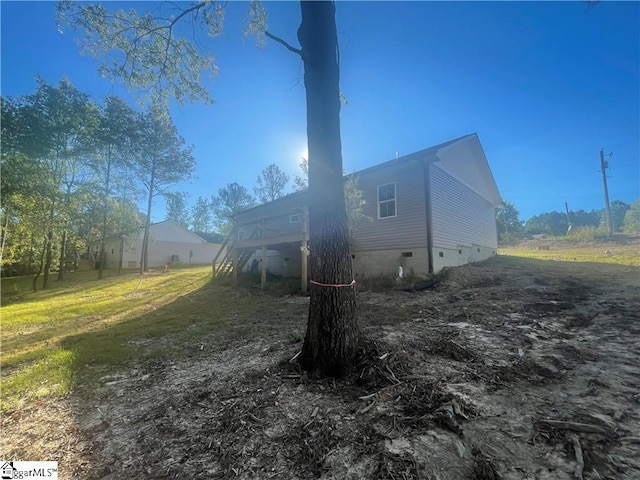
left=600, top=149, right=613, bottom=237
left=565, top=202, right=573, bottom=236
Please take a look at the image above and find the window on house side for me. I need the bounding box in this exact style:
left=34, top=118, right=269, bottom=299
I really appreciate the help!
left=290, top=213, right=300, bottom=223
left=377, top=182, right=396, bottom=219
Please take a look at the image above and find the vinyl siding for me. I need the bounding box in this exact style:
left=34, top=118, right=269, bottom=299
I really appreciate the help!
left=430, top=164, right=498, bottom=250
left=351, top=159, right=428, bottom=251
left=236, top=194, right=306, bottom=241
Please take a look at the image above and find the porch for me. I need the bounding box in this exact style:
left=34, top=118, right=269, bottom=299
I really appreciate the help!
left=212, top=206, right=310, bottom=291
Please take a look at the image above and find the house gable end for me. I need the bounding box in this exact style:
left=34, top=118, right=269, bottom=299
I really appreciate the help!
left=433, top=134, right=502, bottom=206
left=149, top=220, right=207, bottom=244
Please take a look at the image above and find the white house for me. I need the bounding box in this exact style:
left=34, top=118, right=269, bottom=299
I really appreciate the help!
left=89, top=220, right=226, bottom=270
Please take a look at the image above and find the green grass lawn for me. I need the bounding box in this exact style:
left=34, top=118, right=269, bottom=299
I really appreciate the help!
left=499, top=246, right=640, bottom=266
left=0, top=265, right=243, bottom=413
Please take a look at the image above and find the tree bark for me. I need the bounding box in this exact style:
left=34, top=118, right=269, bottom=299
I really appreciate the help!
left=99, top=148, right=112, bottom=280
left=57, top=229, right=67, bottom=281
left=0, top=212, right=9, bottom=266
left=298, top=1, right=359, bottom=377
left=32, top=235, right=47, bottom=293
left=140, top=166, right=155, bottom=274
left=42, top=229, right=53, bottom=290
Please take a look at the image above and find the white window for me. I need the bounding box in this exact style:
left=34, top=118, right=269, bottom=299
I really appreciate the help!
left=377, top=182, right=396, bottom=219
left=290, top=213, right=301, bottom=223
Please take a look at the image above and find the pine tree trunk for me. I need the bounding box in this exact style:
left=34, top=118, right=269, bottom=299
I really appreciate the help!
left=42, top=229, right=53, bottom=290
left=27, top=235, right=34, bottom=275
left=140, top=170, right=154, bottom=274
left=32, top=235, right=47, bottom=293
left=57, top=229, right=67, bottom=281
left=0, top=212, right=9, bottom=266
left=99, top=148, right=112, bottom=280
left=298, top=1, right=359, bottom=377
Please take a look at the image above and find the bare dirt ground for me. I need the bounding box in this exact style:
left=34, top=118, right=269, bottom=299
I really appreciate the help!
left=4, top=252, right=640, bottom=479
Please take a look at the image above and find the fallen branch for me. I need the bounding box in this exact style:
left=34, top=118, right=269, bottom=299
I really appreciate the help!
left=385, top=365, right=401, bottom=384
left=620, top=436, right=640, bottom=444
left=359, top=393, right=377, bottom=401
left=289, top=351, right=301, bottom=363
left=358, top=382, right=404, bottom=402
left=358, top=401, right=376, bottom=414
left=570, top=434, right=584, bottom=480
left=538, top=419, right=613, bottom=436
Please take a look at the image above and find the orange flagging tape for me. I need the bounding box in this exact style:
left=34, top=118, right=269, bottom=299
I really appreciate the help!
left=309, top=279, right=356, bottom=288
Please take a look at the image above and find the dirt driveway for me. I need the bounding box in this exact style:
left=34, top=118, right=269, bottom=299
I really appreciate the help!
left=5, top=255, right=640, bottom=479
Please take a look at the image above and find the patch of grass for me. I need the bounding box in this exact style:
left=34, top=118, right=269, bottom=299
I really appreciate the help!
left=560, top=226, right=608, bottom=242
left=0, top=265, right=252, bottom=413
left=498, top=248, right=639, bottom=266
left=2, top=349, right=76, bottom=411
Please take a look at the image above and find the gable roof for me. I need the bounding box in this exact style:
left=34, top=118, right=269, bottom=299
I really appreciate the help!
left=89, top=220, right=213, bottom=245
left=353, top=133, right=476, bottom=177
left=237, top=133, right=502, bottom=216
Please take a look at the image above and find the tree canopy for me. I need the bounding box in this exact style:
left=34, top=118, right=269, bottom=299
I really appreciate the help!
left=254, top=164, right=290, bottom=204
left=1, top=79, right=193, bottom=284
left=211, top=183, right=256, bottom=235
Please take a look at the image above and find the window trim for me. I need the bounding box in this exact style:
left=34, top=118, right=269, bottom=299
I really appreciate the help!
left=377, top=182, right=397, bottom=219
left=289, top=213, right=301, bottom=224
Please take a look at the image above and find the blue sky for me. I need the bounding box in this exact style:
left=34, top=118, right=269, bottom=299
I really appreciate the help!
left=1, top=1, right=638, bottom=223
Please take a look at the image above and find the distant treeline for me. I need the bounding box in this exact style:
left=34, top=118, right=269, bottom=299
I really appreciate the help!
left=497, top=199, right=639, bottom=243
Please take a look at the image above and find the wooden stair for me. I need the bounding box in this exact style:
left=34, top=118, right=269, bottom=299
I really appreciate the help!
left=212, top=225, right=260, bottom=279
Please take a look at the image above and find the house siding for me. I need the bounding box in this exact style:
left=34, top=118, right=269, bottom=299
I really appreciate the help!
left=89, top=220, right=225, bottom=269
left=430, top=164, right=498, bottom=250
left=236, top=194, right=306, bottom=243
left=351, top=159, right=428, bottom=252
left=231, top=134, right=503, bottom=282
left=434, top=138, right=502, bottom=205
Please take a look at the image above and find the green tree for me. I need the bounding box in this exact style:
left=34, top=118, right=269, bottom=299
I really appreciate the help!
left=211, top=183, right=256, bottom=235
left=190, top=196, right=214, bottom=233
left=20, top=78, right=96, bottom=287
left=59, top=0, right=359, bottom=375
left=524, top=211, right=568, bottom=236
left=165, top=191, right=191, bottom=227
left=570, top=209, right=600, bottom=229
left=254, top=164, right=290, bottom=203
left=622, top=199, right=640, bottom=233
left=91, top=95, right=140, bottom=278
left=496, top=201, right=523, bottom=244
left=1, top=97, right=45, bottom=270
left=603, top=200, right=629, bottom=232
left=134, top=107, right=195, bottom=272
